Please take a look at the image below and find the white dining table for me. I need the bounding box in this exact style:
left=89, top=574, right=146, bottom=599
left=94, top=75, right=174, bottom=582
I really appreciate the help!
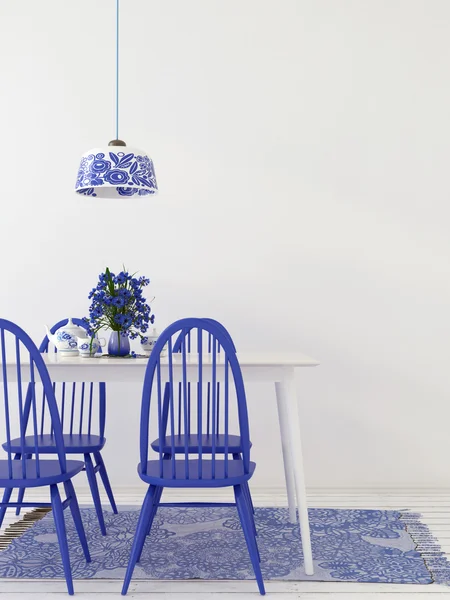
left=1, top=351, right=319, bottom=575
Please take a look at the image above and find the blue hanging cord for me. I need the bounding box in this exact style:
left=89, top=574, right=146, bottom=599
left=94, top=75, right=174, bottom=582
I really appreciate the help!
left=115, top=0, right=119, bottom=140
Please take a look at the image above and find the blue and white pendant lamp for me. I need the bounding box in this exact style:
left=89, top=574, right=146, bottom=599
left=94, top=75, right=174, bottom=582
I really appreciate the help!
left=75, top=0, right=158, bottom=198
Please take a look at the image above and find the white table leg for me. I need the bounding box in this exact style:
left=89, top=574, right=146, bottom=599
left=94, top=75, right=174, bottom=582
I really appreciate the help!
left=275, top=382, right=297, bottom=523
left=281, top=369, right=314, bottom=576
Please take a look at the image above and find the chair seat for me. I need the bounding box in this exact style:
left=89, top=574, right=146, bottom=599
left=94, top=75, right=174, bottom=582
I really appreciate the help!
left=3, top=434, right=106, bottom=455
left=138, top=458, right=256, bottom=488
left=151, top=433, right=249, bottom=455
left=0, top=459, right=84, bottom=488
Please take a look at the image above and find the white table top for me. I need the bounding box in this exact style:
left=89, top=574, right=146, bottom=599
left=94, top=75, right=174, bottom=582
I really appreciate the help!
left=0, top=352, right=319, bottom=383
left=42, top=352, right=319, bottom=368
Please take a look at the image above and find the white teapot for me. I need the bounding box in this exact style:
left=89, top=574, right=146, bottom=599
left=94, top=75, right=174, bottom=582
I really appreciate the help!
left=45, top=318, right=88, bottom=354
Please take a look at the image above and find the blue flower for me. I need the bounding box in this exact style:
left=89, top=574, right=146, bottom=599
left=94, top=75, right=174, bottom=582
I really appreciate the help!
left=112, top=296, right=125, bottom=308
left=114, top=314, right=125, bottom=326
left=85, top=267, right=154, bottom=339
left=115, top=272, right=129, bottom=284
left=122, top=314, right=133, bottom=329
left=91, top=159, right=111, bottom=173
left=118, top=288, right=132, bottom=301
left=117, top=187, right=137, bottom=196
left=104, top=169, right=129, bottom=185
left=90, top=306, right=103, bottom=318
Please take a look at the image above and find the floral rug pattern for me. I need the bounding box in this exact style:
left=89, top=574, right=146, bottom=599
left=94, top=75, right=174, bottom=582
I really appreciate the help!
left=0, top=507, right=434, bottom=583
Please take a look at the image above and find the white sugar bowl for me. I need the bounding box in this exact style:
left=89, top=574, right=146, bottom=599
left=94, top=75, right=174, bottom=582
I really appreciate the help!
left=140, top=328, right=167, bottom=356
left=141, top=328, right=159, bottom=355
left=77, top=336, right=106, bottom=357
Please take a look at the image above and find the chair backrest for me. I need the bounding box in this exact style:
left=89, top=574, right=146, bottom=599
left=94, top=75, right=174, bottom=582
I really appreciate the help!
left=173, top=318, right=237, bottom=354
left=161, top=318, right=236, bottom=441
left=38, top=318, right=106, bottom=439
left=140, top=318, right=251, bottom=481
left=0, top=318, right=66, bottom=479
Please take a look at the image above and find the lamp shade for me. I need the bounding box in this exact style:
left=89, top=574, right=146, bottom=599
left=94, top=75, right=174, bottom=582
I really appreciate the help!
left=75, top=147, right=158, bottom=198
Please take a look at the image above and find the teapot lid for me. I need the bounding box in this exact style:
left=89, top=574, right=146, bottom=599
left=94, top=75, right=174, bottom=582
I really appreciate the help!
left=60, top=318, right=87, bottom=335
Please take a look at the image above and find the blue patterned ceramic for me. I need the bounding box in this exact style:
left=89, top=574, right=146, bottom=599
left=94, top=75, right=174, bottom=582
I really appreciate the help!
left=75, top=148, right=158, bottom=198
left=140, top=329, right=159, bottom=354
left=108, top=331, right=130, bottom=356
left=77, top=336, right=106, bottom=357
left=44, top=318, right=87, bottom=353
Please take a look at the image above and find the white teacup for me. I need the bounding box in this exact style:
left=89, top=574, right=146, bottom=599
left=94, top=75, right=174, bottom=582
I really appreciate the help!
left=77, top=337, right=106, bottom=357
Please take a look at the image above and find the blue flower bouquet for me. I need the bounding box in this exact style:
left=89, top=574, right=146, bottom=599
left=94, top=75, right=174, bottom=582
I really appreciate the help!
left=84, top=267, right=154, bottom=356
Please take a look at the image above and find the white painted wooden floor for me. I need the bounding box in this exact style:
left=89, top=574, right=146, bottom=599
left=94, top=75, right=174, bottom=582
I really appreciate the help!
left=1, top=487, right=450, bottom=599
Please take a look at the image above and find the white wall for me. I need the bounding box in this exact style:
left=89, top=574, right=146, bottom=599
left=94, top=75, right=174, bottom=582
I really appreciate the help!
left=1, top=0, right=450, bottom=490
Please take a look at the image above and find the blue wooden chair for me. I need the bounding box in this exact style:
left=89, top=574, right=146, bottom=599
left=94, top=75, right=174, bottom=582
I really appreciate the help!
left=122, top=318, right=264, bottom=595
left=1, top=318, right=117, bottom=535
left=150, top=318, right=255, bottom=518
left=0, top=318, right=91, bottom=595
left=151, top=318, right=245, bottom=457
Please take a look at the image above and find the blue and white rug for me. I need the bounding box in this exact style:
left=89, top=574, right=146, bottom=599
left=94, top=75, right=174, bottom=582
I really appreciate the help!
left=0, top=506, right=447, bottom=584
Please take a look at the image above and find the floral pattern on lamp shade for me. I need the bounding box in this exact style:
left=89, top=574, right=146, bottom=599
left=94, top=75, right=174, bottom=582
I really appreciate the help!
left=75, top=150, right=157, bottom=197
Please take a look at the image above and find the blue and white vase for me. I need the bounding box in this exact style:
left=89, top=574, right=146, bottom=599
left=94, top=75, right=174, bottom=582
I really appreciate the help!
left=108, top=331, right=130, bottom=357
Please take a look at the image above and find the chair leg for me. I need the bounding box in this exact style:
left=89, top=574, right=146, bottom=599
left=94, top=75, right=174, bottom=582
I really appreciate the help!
left=137, top=484, right=162, bottom=562
left=234, top=484, right=265, bottom=595
left=235, top=481, right=257, bottom=537
left=145, top=485, right=163, bottom=537
left=233, top=454, right=256, bottom=520
left=122, top=486, right=155, bottom=596
left=0, top=488, right=13, bottom=529
left=243, top=481, right=256, bottom=516
left=50, top=484, right=74, bottom=596
left=144, top=453, right=169, bottom=537
left=15, top=454, right=31, bottom=516
left=15, top=488, right=25, bottom=516
left=63, top=480, right=91, bottom=563
left=84, top=453, right=107, bottom=536
left=94, top=451, right=118, bottom=514
left=241, top=486, right=260, bottom=563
